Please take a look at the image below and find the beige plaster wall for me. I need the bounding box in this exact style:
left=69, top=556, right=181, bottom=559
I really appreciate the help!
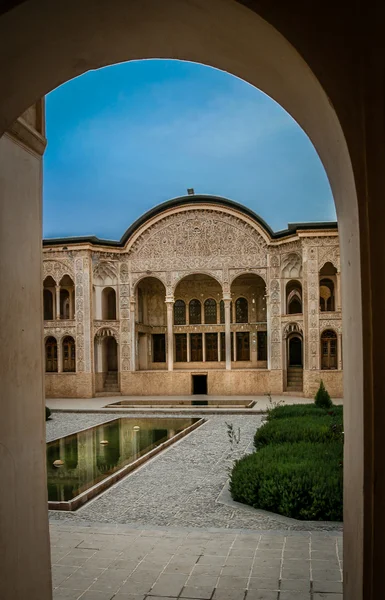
left=0, top=132, right=52, bottom=598
left=120, top=371, right=192, bottom=396
left=303, top=370, right=343, bottom=398
left=45, top=372, right=93, bottom=398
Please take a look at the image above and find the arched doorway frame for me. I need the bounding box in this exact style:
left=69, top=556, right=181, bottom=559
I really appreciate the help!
left=0, top=2, right=366, bottom=599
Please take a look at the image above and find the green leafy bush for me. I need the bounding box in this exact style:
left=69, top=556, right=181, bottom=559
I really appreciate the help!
left=254, top=414, right=343, bottom=449
left=267, top=403, right=342, bottom=421
left=230, top=441, right=343, bottom=521
left=45, top=406, right=51, bottom=421
left=314, top=380, right=333, bottom=409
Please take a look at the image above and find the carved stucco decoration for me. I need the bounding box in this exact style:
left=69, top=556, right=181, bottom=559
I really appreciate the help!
left=318, top=245, right=340, bottom=271
left=93, top=260, right=118, bottom=282
left=95, top=326, right=120, bottom=342
left=281, top=253, right=303, bottom=278
left=229, top=268, right=267, bottom=285
left=305, top=246, right=319, bottom=370
left=43, top=259, right=74, bottom=284
left=129, top=209, right=268, bottom=271
left=320, top=320, right=342, bottom=334
left=283, top=322, right=303, bottom=338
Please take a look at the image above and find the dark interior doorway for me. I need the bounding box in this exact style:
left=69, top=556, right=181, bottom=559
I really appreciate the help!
left=192, top=374, right=208, bottom=395
left=288, top=336, right=302, bottom=366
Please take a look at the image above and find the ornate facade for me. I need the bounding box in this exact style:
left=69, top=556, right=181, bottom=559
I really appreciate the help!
left=43, top=195, right=343, bottom=398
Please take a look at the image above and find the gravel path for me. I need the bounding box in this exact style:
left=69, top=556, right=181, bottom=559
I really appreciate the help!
left=47, top=412, right=342, bottom=532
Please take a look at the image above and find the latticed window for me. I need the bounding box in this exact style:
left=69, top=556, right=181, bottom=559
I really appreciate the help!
left=189, top=299, right=202, bottom=324
left=257, top=331, right=267, bottom=361
left=153, top=334, right=166, bottom=363
left=174, top=300, right=186, bottom=325
left=235, top=297, right=248, bottom=323
left=205, top=333, right=218, bottom=361
left=175, top=333, right=187, bottom=362
left=236, top=332, right=250, bottom=361
left=321, top=329, right=337, bottom=369
left=204, top=298, right=217, bottom=324
left=45, top=337, right=58, bottom=372
left=190, top=333, right=203, bottom=361
left=63, top=336, right=76, bottom=372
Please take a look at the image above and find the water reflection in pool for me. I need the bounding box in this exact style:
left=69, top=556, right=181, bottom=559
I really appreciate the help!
left=47, top=417, right=199, bottom=502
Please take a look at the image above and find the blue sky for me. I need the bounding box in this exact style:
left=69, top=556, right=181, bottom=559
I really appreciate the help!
left=43, top=59, right=335, bottom=240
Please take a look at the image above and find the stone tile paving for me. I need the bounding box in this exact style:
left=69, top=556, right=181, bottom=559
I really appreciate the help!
left=47, top=413, right=342, bottom=532
left=50, top=522, right=343, bottom=599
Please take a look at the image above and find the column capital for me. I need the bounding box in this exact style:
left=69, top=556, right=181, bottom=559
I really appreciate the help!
left=165, top=296, right=175, bottom=304
left=222, top=294, right=232, bottom=303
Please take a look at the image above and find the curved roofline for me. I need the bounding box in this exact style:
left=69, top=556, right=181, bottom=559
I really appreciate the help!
left=42, top=194, right=338, bottom=247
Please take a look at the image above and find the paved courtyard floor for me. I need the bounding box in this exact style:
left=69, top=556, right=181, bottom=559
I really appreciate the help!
left=51, top=522, right=342, bottom=600
left=47, top=408, right=343, bottom=598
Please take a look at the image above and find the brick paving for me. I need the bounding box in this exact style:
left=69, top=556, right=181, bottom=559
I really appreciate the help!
left=50, top=523, right=342, bottom=599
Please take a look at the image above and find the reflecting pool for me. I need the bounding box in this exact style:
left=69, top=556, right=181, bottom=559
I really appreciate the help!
left=47, top=417, right=201, bottom=508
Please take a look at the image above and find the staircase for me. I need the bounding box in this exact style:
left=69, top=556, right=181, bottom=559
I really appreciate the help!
left=103, top=371, right=119, bottom=393
left=287, top=367, right=303, bottom=392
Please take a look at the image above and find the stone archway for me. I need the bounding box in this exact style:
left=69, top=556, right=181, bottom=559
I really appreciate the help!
left=0, top=2, right=376, bottom=599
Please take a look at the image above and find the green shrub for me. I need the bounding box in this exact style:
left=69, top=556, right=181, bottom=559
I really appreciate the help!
left=315, top=380, right=333, bottom=409
left=45, top=406, right=51, bottom=421
left=230, top=441, right=343, bottom=521
left=267, top=403, right=342, bottom=421
left=254, top=414, right=343, bottom=449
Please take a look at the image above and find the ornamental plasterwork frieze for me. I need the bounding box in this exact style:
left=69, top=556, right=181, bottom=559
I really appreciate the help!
left=95, top=326, right=120, bottom=342
left=229, top=268, right=267, bottom=285
left=131, top=271, right=168, bottom=290
left=93, top=260, right=118, bottom=282
left=43, top=326, right=76, bottom=340
left=172, top=270, right=223, bottom=290
left=43, top=259, right=74, bottom=283
left=93, top=320, right=120, bottom=330
left=281, top=253, right=303, bottom=278
left=128, top=210, right=268, bottom=269
left=320, top=319, right=342, bottom=333
left=318, top=245, right=340, bottom=270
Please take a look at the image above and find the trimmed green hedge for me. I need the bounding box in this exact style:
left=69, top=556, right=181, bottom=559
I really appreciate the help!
left=230, top=441, right=343, bottom=521
left=254, top=414, right=343, bottom=449
left=267, top=404, right=343, bottom=420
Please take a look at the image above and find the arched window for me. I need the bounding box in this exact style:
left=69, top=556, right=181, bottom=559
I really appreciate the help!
left=189, top=299, right=202, bottom=324
left=43, top=289, right=53, bottom=320
left=102, top=287, right=117, bottom=320
left=286, top=281, right=302, bottom=314
left=321, top=329, right=338, bottom=369
left=235, top=297, right=248, bottom=323
left=174, top=300, right=186, bottom=325
left=62, top=336, right=76, bottom=372
left=60, top=289, right=70, bottom=319
left=204, top=298, right=217, bottom=324
left=45, top=337, right=57, bottom=372
left=319, top=279, right=335, bottom=312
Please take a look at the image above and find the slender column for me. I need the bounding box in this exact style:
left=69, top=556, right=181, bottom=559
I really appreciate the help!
left=233, top=330, right=237, bottom=362
left=57, top=337, right=62, bottom=373
left=217, top=332, right=221, bottom=362
left=337, top=332, right=343, bottom=370
left=266, top=292, right=271, bottom=369
left=202, top=332, right=206, bottom=362
left=187, top=332, right=191, bottom=362
left=336, top=272, right=342, bottom=311
left=166, top=297, right=174, bottom=371
left=55, top=285, right=60, bottom=320
left=130, top=297, right=136, bottom=371
left=223, top=297, right=232, bottom=370
left=69, top=289, right=74, bottom=319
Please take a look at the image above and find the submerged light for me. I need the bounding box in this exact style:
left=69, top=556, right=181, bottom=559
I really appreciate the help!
left=53, top=460, right=64, bottom=467
left=100, top=440, right=109, bottom=445
left=133, top=426, right=140, bottom=431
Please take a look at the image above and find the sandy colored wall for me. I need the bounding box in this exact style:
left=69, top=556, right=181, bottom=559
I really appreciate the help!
left=121, top=371, right=192, bottom=396
left=303, top=370, right=343, bottom=398
left=45, top=372, right=93, bottom=398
